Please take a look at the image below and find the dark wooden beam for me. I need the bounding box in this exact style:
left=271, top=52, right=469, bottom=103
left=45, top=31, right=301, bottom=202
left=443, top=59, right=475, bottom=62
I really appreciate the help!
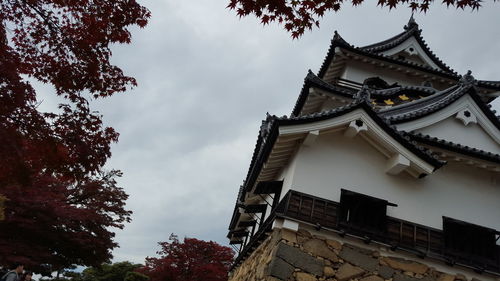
left=232, top=231, right=249, bottom=238
left=238, top=220, right=257, bottom=228
left=254, top=181, right=283, bottom=195
left=244, top=204, right=267, bottom=214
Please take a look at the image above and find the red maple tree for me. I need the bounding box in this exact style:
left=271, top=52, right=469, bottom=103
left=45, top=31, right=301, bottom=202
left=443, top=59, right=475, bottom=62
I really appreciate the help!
left=0, top=0, right=150, bottom=273
left=139, top=234, right=235, bottom=281
left=228, top=0, right=489, bottom=38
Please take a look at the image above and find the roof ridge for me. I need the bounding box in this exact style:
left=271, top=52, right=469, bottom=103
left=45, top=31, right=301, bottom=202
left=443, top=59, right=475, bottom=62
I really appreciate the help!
left=291, top=70, right=357, bottom=117
left=371, top=85, right=437, bottom=97
left=360, top=25, right=417, bottom=51
left=380, top=84, right=464, bottom=115
left=381, top=82, right=500, bottom=125
left=358, top=22, right=456, bottom=75
left=408, top=132, right=500, bottom=164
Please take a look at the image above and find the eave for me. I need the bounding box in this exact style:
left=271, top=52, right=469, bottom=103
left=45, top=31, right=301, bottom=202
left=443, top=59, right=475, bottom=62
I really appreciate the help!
left=317, top=33, right=500, bottom=101
left=291, top=70, right=356, bottom=117
left=409, top=132, right=500, bottom=171
left=360, top=21, right=455, bottom=74
left=241, top=101, right=444, bottom=202
left=379, top=84, right=466, bottom=123
left=383, top=85, right=500, bottom=135
left=292, top=71, right=442, bottom=118
left=318, top=34, right=459, bottom=83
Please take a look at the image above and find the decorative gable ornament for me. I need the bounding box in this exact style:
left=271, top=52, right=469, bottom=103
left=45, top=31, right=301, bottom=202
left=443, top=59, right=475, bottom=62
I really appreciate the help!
left=456, top=108, right=477, bottom=126
left=344, top=119, right=367, bottom=138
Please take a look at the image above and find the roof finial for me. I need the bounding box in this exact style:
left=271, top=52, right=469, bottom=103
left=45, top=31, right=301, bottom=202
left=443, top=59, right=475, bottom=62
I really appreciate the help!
left=404, top=13, right=418, bottom=30
left=459, top=70, right=476, bottom=86
left=332, top=30, right=349, bottom=46
left=333, top=30, right=342, bottom=41
left=354, top=85, right=372, bottom=104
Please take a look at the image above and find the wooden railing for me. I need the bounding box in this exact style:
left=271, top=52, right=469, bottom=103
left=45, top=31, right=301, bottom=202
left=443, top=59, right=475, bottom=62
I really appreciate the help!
left=280, top=190, right=500, bottom=274
left=332, top=77, right=363, bottom=91
left=232, top=190, right=500, bottom=274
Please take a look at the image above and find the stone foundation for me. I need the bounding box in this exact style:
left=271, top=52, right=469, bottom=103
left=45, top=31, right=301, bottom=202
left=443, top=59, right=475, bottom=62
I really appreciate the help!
left=229, top=228, right=490, bottom=281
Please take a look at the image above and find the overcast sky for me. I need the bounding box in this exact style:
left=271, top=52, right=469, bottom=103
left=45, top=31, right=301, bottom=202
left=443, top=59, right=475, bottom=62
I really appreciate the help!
left=37, top=0, right=500, bottom=264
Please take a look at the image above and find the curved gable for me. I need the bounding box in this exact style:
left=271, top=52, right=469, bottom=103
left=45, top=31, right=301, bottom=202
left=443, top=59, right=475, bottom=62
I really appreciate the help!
left=396, top=94, right=500, bottom=154
left=380, top=36, right=442, bottom=71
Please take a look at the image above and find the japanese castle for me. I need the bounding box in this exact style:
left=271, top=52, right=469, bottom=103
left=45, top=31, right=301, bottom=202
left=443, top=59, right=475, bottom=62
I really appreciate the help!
left=227, top=17, right=500, bottom=281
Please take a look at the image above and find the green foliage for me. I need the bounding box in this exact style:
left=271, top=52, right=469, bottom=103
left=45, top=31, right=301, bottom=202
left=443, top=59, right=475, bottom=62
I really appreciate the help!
left=124, top=272, right=149, bottom=281
left=41, top=262, right=147, bottom=281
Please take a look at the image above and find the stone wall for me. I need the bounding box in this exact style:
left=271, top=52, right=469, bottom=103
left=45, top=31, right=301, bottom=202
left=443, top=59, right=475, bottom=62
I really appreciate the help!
left=229, top=228, right=488, bottom=281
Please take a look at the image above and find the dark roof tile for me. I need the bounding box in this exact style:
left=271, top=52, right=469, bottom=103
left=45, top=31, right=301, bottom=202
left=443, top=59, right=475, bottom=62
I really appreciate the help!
left=409, top=132, right=500, bottom=164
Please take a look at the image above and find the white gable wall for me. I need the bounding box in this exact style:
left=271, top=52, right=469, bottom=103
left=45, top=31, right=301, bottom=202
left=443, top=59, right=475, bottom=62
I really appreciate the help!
left=340, top=61, right=451, bottom=90
left=380, top=37, right=442, bottom=70
left=341, top=61, right=417, bottom=86
left=396, top=95, right=500, bottom=154
left=277, top=131, right=500, bottom=234
left=416, top=116, right=500, bottom=153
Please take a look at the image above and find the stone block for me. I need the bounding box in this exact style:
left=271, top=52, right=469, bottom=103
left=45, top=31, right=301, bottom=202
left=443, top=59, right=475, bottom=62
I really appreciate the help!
left=275, top=242, right=324, bottom=276
left=381, top=257, right=428, bottom=275
left=267, top=257, right=295, bottom=280
left=324, top=266, right=335, bottom=277
left=296, top=272, right=318, bottom=281
left=361, top=275, right=385, bottom=281
left=313, top=234, right=327, bottom=241
left=326, top=239, right=343, bottom=251
left=281, top=229, right=298, bottom=244
left=298, top=229, right=313, bottom=238
left=303, top=238, right=339, bottom=262
left=394, top=274, right=435, bottom=281
left=339, top=244, right=378, bottom=271
left=297, top=229, right=313, bottom=244
left=378, top=265, right=395, bottom=279
left=335, top=263, right=365, bottom=281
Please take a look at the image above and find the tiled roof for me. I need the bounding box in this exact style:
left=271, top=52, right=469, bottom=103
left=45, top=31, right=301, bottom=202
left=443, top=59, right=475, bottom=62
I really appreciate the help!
left=240, top=100, right=445, bottom=201
left=409, top=132, right=500, bottom=164
left=379, top=85, right=466, bottom=123
left=360, top=18, right=455, bottom=74
left=291, top=70, right=356, bottom=117
left=317, top=24, right=500, bottom=93
left=380, top=83, right=500, bottom=128
left=369, top=85, right=437, bottom=97
left=317, top=30, right=460, bottom=81
left=292, top=71, right=441, bottom=117
left=477, top=80, right=500, bottom=90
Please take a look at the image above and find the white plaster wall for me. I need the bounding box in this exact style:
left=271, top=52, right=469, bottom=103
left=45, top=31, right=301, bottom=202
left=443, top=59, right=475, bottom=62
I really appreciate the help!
left=342, top=61, right=419, bottom=86
left=340, top=61, right=450, bottom=90
left=380, top=37, right=441, bottom=70
left=277, top=131, right=500, bottom=234
left=415, top=116, right=500, bottom=154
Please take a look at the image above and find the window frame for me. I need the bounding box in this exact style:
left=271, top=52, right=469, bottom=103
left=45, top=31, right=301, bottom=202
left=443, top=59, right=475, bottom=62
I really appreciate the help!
left=339, top=189, right=396, bottom=235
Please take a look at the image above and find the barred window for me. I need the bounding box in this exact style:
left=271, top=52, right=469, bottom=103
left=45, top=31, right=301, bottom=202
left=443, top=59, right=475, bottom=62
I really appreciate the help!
left=340, top=189, right=395, bottom=233
left=443, top=217, right=498, bottom=261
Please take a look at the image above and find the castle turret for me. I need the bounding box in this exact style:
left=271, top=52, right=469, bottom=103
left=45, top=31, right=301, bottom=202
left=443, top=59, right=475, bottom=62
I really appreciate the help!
left=227, top=18, right=500, bottom=281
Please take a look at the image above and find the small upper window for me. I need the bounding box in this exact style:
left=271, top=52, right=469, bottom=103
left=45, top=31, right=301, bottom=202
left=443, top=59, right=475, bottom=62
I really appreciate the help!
left=339, top=189, right=396, bottom=234
left=443, top=217, right=498, bottom=261
left=363, top=77, right=399, bottom=90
